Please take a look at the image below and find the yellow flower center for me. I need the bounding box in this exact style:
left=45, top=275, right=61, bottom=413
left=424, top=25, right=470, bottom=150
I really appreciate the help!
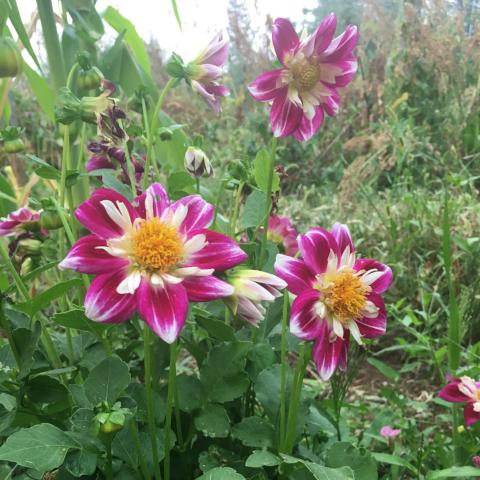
left=132, top=217, right=184, bottom=272
left=319, top=271, right=369, bottom=323
left=290, top=59, right=321, bottom=92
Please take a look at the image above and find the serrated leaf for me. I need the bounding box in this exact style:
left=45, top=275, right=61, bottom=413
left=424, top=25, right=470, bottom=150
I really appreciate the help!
left=194, top=404, right=230, bottom=438
left=84, top=355, right=131, bottom=406
left=245, top=450, right=280, bottom=468
left=232, top=417, right=275, bottom=448
left=0, top=423, right=79, bottom=471
left=196, top=467, right=246, bottom=480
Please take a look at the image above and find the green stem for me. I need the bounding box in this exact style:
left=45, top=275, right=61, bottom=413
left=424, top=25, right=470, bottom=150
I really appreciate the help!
left=230, top=181, right=244, bottom=236
left=0, top=301, right=21, bottom=368
left=143, top=327, right=162, bottom=480
left=279, top=290, right=289, bottom=449
left=36, top=0, right=66, bottom=90
left=195, top=177, right=200, bottom=194
left=0, top=240, right=29, bottom=301
left=130, top=421, right=151, bottom=480
left=258, top=137, right=277, bottom=268
left=173, top=372, right=184, bottom=448
left=121, top=130, right=138, bottom=197
left=105, top=438, right=113, bottom=480
left=164, top=341, right=178, bottom=480
left=143, top=78, right=176, bottom=190
left=283, top=343, right=308, bottom=454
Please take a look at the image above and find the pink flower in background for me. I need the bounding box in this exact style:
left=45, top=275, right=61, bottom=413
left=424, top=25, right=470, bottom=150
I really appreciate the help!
left=225, top=269, right=286, bottom=326
left=380, top=426, right=401, bottom=439
left=275, top=223, right=392, bottom=380
left=249, top=14, right=358, bottom=141
left=439, top=376, right=480, bottom=427
left=60, top=183, right=247, bottom=343
left=267, top=215, right=299, bottom=256
left=0, top=207, right=40, bottom=236
left=473, top=456, right=480, bottom=468
left=189, top=33, right=230, bottom=113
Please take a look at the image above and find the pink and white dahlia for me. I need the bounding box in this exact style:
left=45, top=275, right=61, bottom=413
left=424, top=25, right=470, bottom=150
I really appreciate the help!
left=249, top=14, right=358, bottom=141
left=0, top=207, right=40, bottom=236
left=59, top=183, right=247, bottom=343
left=225, top=269, right=287, bottom=326
left=188, top=33, right=230, bottom=113
left=439, top=376, right=480, bottom=427
left=267, top=215, right=298, bottom=256
left=274, top=223, right=392, bottom=380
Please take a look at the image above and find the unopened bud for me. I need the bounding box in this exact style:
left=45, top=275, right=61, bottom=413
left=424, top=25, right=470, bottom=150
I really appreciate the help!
left=40, top=210, right=63, bottom=230
left=184, top=146, right=213, bottom=178
left=20, top=257, right=34, bottom=276
left=17, top=239, right=42, bottom=256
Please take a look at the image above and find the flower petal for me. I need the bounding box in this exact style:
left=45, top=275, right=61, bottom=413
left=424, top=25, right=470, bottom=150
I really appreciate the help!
left=196, top=32, right=229, bottom=66
left=137, top=280, right=188, bottom=343
left=354, top=258, right=393, bottom=293
left=293, top=107, right=324, bottom=142
left=270, top=88, right=303, bottom=138
left=331, top=223, right=354, bottom=255
left=290, top=289, right=324, bottom=340
left=439, top=380, right=470, bottom=403
left=170, top=195, right=214, bottom=234
left=134, top=183, right=169, bottom=219
left=356, top=293, right=387, bottom=339
left=59, top=234, right=129, bottom=274
left=274, top=254, right=315, bottom=295
left=464, top=402, right=480, bottom=427
left=248, top=69, right=285, bottom=102
left=185, top=229, right=247, bottom=271
left=322, top=25, right=359, bottom=63
left=298, top=228, right=340, bottom=275
left=85, top=271, right=136, bottom=323
left=75, top=188, right=138, bottom=239
left=301, top=12, right=337, bottom=56
left=237, top=296, right=265, bottom=326
left=85, top=155, right=115, bottom=172
left=182, top=275, right=233, bottom=302
left=272, top=18, right=300, bottom=64
left=312, top=323, right=349, bottom=380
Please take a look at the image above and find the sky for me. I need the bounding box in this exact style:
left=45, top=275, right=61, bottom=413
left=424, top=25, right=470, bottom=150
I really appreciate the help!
left=17, top=0, right=316, bottom=59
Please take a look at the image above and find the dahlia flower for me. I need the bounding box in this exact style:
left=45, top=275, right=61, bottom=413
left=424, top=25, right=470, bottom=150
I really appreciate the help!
left=274, top=223, right=392, bottom=380
left=188, top=33, right=230, bottom=113
left=248, top=14, right=358, bottom=141
left=225, top=269, right=286, bottom=326
left=59, top=183, right=247, bottom=343
left=380, top=426, right=401, bottom=439
left=0, top=207, right=40, bottom=236
left=439, top=376, right=480, bottom=427
left=267, top=215, right=298, bottom=256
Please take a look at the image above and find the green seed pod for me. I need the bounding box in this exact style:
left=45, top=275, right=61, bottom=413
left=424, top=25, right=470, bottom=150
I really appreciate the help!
left=40, top=210, right=63, bottom=230
left=77, top=66, right=104, bottom=91
left=0, top=38, right=22, bottom=79
left=100, top=420, right=123, bottom=434
left=3, top=138, right=25, bottom=154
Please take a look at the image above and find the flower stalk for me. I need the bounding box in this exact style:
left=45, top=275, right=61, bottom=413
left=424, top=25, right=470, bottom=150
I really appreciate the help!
left=164, top=341, right=178, bottom=480
left=279, top=289, right=289, bottom=448
left=258, top=137, right=277, bottom=268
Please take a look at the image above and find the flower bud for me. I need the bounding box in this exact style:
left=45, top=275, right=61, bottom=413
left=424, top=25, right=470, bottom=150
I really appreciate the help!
left=40, top=210, right=63, bottom=230
left=3, top=138, right=25, bottom=154
left=0, top=37, right=22, bottom=78
left=1, top=126, right=25, bottom=153
left=457, top=425, right=465, bottom=433
left=166, top=53, right=188, bottom=81
left=184, top=147, right=213, bottom=178
left=17, top=238, right=42, bottom=256
left=20, top=257, right=34, bottom=276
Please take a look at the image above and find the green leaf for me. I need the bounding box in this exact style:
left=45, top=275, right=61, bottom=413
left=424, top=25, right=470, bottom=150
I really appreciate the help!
left=426, top=467, right=480, bottom=479
left=281, top=454, right=355, bottom=480
left=84, top=355, right=131, bottom=406
left=16, top=279, right=82, bottom=316
left=102, top=6, right=151, bottom=75
left=241, top=189, right=267, bottom=229
left=325, top=442, right=377, bottom=480
left=112, top=428, right=138, bottom=468
left=171, top=0, right=182, bottom=30
left=254, top=148, right=279, bottom=193
left=372, top=453, right=417, bottom=473
left=232, top=417, right=275, bottom=448
left=194, top=403, right=230, bottom=438
left=65, top=448, right=97, bottom=477
left=196, top=467, right=246, bottom=480
left=6, top=0, right=42, bottom=70
left=176, top=374, right=205, bottom=413
left=52, top=308, right=108, bottom=334
left=0, top=172, right=16, bottom=217
left=26, top=375, right=69, bottom=404
left=23, top=63, right=55, bottom=121
left=167, top=171, right=195, bottom=195
left=0, top=423, right=79, bottom=471
left=200, top=341, right=252, bottom=403
left=13, top=322, right=41, bottom=379
left=245, top=450, right=280, bottom=468
left=367, top=358, right=400, bottom=381
left=101, top=170, right=134, bottom=201
left=196, top=315, right=236, bottom=342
